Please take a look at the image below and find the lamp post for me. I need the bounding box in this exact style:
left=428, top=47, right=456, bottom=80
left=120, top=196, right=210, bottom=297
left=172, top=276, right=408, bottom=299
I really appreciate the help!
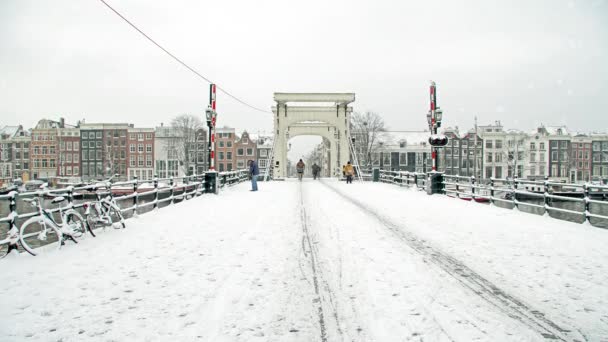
left=427, top=81, right=447, bottom=172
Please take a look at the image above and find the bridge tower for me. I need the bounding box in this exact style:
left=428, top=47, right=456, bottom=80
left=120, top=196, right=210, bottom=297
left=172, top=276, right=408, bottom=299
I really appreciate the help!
left=272, top=93, right=355, bottom=179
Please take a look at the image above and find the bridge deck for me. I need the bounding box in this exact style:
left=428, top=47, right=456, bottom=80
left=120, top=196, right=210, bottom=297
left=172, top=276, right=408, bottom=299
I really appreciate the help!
left=1, top=180, right=607, bottom=341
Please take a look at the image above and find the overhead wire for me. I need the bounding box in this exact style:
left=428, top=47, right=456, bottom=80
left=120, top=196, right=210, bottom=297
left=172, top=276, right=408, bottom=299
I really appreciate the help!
left=98, top=0, right=271, bottom=114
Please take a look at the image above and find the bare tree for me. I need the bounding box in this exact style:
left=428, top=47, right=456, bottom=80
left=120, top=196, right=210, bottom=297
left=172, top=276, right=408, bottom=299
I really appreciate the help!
left=170, top=114, right=204, bottom=175
left=350, top=111, right=385, bottom=168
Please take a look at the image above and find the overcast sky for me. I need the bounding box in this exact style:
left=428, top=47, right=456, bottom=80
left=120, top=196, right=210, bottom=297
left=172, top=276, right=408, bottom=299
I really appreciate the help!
left=1, top=0, right=607, bottom=159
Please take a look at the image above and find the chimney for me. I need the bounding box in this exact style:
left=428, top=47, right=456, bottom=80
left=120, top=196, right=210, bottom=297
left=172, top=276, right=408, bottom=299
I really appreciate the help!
left=160, top=122, right=164, bottom=127
left=60, top=117, right=65, bottom=128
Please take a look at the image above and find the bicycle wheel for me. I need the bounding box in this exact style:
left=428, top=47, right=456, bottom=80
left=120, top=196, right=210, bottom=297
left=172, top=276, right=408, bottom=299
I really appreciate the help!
left=19, top=217, right=61, bottom=256
left=0, top=225, right=20, bottom=258
left=84, top=212, right=98, bottom=237
left=110, top=206, right=126, bottom=229
left=64, top=210, right=87, bottom=241
left=0, top=227, right=9, bottom=259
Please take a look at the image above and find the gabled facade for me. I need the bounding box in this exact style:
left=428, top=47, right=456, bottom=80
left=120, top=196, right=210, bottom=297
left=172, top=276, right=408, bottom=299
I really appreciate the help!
left=234, top=131, right=256, bottom=170
left=0, top=125, right=31, bottom=183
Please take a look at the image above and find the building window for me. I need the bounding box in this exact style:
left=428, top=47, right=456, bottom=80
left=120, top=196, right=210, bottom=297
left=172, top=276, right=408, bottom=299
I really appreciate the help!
left=246, top=148, right=253, bottom=156
left=242, top=137, right=248, bottom=144
left=146, top=133, right=152, bottom=140
left=494, top=166, right=502, bottom=178
left=237, top=148, right=244, bottom=156
left=130, top=155, right=136, bottom=167
left=146, top=155, right=152, bottom=167
left=486, top=153, right=492, bottom=163
left=237, top=160, right=244, bottom=168
left=259, top=149, right=268, bottom=157
left=530, top=142, right=535, bottom=150
left=219, top=141, right=225, bottom=148
left=227, top=163, right=233, bottom=171
left=226, top=152, right=232, bottom=160
left=138, top=133, right=144, bottom=141
left=66, top=141, right=73, bottom=151
left=60, top=141, right=65, bottom=150
left=138, top=155, right=144, bottom=167
left=227, top=142, right=232, bottom=148
left=146, top=144, right=152, bottom=153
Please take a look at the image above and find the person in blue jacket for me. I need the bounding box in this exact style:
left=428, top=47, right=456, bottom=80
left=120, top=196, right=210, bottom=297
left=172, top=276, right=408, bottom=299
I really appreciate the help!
left=248, top=160, right=259, bottom=191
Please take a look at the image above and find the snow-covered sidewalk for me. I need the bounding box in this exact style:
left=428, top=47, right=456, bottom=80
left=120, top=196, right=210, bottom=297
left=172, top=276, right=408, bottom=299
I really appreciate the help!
left=1, top=179, right=606, bottom=341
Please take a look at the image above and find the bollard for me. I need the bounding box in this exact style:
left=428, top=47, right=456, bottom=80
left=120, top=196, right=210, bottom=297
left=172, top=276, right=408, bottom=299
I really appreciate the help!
left=583, top=183, right=591, bottom=225
left=153, top=176, right=159, bottom=209
left=132, top=176, right=139, bottom=217
left=470, top=176, right=476, bottom=201
left=204, top=171, right=219, bottom=194
left=426, top=172, right=444, bottom=195
left=372, top=168, right=380, bottom=182
left=512, top=177, right=519, bottom=210
left=490, top=178, right=495, bottom=205
left=543, top=177, right=550, bottom=217
left=169, top=177, right=175, bottom=205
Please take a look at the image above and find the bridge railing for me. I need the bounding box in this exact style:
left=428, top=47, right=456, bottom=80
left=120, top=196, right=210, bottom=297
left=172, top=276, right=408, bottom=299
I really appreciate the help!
left=0, top=170, right=249, bottom=252
left=219, top=169, right=249, bottom=188
left=379, top=170, right=427, bottom=190
left=442, top=174, right=608, bottom=226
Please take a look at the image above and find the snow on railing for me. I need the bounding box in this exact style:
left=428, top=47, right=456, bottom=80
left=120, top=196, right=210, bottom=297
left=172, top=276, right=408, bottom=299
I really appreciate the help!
left=0, top=170, right=249, bottom=255
left=378, top=170, right=427, bottom=190
left=442, top=175, right=608, bottom=226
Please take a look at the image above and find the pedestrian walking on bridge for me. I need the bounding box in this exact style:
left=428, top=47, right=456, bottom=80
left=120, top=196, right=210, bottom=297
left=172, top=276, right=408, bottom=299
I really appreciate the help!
left=344, top=161, right=354, bottom=184
left=312, top=163, right=321, bottom=180
left=296, top=159, right=305, bottom=181
left=248, top=159, right=259, bottom=191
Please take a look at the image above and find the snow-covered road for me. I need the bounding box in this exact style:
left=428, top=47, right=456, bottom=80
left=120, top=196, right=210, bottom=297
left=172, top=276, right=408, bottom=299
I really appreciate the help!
left=1, top=179, right=607, bottom=341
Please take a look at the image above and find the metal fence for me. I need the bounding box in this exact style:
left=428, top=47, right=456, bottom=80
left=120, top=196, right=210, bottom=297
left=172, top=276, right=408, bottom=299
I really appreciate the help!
left=0, top=170, right=250, bottom=252
left=442, top=175, right=608, bottom=226
left=373, top=170, right=608, bottom=227
left=379, top=170, right=427, bottom=190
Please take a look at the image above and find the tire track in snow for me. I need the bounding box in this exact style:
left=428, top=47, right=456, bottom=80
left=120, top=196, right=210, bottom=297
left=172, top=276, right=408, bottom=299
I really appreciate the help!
left=298, top=182, right=329, bottom=342
left=321, top=181, right=580, bottom=342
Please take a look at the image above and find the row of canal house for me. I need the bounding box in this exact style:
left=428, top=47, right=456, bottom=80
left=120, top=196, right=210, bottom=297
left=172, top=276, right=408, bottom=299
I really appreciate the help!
left=364, top=124, right=608, bottom=184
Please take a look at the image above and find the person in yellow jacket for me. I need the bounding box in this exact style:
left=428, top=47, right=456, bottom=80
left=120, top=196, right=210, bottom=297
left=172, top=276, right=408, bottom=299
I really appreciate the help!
left=344, top=161, right=354, bottom=184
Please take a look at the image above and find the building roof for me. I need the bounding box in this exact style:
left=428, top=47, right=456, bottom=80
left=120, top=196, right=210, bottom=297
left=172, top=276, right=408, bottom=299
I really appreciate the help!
left=0, top=126, right=21, bottom=139
left=377, top=131, right=430, bottom=148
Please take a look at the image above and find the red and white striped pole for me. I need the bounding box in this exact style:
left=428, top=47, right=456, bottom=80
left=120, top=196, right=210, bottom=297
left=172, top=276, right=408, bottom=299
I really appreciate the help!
left=209, top=84, right=217, bottom=171
left=430, top=81, right=437, bottom=171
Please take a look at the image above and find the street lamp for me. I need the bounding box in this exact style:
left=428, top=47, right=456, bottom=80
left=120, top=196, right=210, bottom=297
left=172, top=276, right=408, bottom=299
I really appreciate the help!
left=205, top=106, right=213, bottom=171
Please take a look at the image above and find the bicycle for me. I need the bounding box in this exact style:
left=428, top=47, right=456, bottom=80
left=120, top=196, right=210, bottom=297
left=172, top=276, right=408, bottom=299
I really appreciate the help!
left=83, top=175, right=125, bottom=235
left=19, top=193, right=87, bottom=256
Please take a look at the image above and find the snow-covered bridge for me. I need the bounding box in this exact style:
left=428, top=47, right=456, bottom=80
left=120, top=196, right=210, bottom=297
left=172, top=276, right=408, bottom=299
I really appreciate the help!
left=1, top=180, right=608, bottom=341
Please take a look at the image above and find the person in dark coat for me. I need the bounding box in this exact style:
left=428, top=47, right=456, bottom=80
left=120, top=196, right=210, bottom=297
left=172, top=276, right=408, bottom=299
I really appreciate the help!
left=312, top=163, right=321, bottom=180
left=248, top=160, right=259, bottom=191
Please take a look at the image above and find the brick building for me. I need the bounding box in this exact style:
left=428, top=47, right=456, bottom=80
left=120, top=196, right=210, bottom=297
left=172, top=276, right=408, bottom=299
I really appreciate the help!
left=215, top=127, right=235, bottom=172
left=127, top=127, right=154, bottom=180
left=570, top=135, right=592, bottom=183
left=234, top=131, right=256, bottom=170
left=31, top=119, right=63, bottom=180
left=57, top=127, right=81, bottom=179
left=80, top=123, right=130, bottom=181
